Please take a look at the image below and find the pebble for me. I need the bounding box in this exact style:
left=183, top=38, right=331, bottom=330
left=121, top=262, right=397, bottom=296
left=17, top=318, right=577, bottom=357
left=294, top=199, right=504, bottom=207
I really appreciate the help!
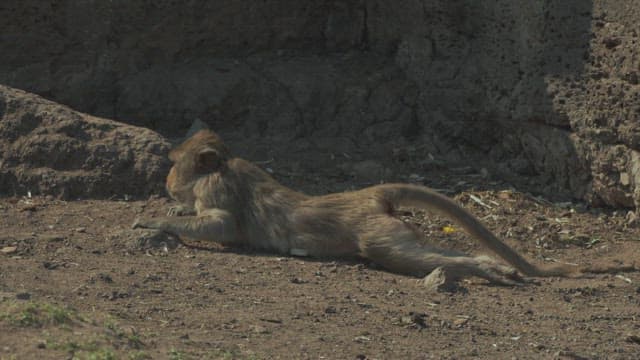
left=15, top=292, right=31, bottom=300
left=1, top=246, right=17, bottom=254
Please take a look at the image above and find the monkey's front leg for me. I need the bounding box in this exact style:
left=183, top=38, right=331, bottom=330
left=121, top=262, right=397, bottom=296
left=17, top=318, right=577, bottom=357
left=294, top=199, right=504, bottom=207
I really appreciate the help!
left=132, top=208, right=236, bottom=244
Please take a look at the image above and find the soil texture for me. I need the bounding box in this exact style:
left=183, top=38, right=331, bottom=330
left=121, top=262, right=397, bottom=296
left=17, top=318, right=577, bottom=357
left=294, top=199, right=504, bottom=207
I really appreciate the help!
left=1, top=171, right=640, bottom=359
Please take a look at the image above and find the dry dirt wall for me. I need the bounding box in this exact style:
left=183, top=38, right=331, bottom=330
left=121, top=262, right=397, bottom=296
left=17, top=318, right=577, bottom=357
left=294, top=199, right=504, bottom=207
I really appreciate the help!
left=1, top=1, right=640, bottom=207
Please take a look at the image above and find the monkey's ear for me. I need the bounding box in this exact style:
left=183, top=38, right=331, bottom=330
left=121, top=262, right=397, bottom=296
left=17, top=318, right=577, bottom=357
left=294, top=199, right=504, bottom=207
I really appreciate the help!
left=168, top=149, right=182, bottom=163
left=195, top=147, right=223, bottom=173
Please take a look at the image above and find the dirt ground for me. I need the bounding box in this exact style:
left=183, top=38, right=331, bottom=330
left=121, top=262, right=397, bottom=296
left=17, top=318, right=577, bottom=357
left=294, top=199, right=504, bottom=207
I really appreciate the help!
left=1, top=169, right=640, bottom=359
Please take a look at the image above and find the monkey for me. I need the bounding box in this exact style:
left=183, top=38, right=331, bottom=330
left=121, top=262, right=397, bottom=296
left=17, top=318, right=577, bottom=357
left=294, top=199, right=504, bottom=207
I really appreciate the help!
left=133, top=129, right=578, bottom=285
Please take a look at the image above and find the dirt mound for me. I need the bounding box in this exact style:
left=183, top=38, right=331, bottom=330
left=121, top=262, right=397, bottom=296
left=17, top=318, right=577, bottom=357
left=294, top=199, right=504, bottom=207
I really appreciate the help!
left=0, top=85, right=171, bottom=199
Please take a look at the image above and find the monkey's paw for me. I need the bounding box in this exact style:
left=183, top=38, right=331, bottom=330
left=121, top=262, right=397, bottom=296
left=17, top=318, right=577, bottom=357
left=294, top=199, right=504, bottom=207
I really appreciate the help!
left=132, top=218, right=156, bottom=230
left=167, top=204, right=197, bottom=217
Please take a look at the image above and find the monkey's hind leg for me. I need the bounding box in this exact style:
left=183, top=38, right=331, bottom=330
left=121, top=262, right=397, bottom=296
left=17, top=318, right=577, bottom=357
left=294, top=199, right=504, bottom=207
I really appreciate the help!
left=132, top=208, right=236, bottom=245
left=358, top=216, right=523, bottom=285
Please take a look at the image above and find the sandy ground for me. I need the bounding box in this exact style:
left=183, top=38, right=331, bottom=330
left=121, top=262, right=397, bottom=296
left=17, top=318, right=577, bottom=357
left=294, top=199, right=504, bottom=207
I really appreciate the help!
left=1, top=183, right=640, bottom=359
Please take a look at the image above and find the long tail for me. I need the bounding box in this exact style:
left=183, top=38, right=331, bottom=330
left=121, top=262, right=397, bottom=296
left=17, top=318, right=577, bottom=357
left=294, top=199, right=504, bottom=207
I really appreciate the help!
left=375, top=184, right=574, bottom=277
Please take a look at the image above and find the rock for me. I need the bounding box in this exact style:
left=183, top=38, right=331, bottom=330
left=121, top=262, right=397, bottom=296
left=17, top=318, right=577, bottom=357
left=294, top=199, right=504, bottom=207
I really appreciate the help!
left=420, top=267, right=460, bottom=293
left=44, top=235, right=65, bottom=242
left=324, top=306, right=337, bottom=314
left=129, top=229, right=181, bottom=252
left=627, top=335, right=640, bottom=345
left=105, top=228, right=181, bottom=253
left=400, top=312, right=428, bottom=329
left=42, top=261, right=61, bottom=270
left=15, top=292, right=31, bottom=300
left=0, top=85, right=171, bottom=199
left=0, top=246, right=17, bottom=254
left=626, top=211, right=639, bottom=227
left=603, top=37, right=622, bottom=49
left=98, top=273, right=114, bottom=283
left=620, top=172, right=630, bottom=186
left=249, top=325, right=269, bottom=334
left=453, top=317, right=469, bottom=327
left=353, top=335, right=371, bottom=343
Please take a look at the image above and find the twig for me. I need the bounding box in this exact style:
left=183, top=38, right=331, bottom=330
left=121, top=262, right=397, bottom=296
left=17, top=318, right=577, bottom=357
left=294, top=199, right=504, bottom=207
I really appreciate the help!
left=468, top=194, right=492, bottom=209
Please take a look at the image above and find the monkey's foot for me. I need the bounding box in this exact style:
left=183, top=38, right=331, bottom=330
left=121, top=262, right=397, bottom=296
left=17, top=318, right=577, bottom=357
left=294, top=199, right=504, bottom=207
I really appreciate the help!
left=475, top=256, right=527, bottom=286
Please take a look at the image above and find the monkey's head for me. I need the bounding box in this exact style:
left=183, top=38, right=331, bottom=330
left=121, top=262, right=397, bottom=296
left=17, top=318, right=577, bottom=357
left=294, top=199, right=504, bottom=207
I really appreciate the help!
left=165, top=129, right=231, bottom=205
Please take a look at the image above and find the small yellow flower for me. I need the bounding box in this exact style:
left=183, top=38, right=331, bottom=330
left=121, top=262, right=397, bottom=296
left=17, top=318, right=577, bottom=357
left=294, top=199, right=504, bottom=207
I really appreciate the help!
left=442, top=225, right=456, bottom=234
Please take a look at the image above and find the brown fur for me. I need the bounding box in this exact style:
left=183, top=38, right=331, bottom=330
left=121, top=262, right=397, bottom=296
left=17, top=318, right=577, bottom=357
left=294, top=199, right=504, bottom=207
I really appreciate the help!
left=134, top=130, right=579, bottom=285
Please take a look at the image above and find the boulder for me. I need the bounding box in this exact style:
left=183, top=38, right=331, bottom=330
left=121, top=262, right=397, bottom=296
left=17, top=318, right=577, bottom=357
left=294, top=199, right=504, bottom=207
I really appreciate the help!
left=0, top=85, right=171, bottom=199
